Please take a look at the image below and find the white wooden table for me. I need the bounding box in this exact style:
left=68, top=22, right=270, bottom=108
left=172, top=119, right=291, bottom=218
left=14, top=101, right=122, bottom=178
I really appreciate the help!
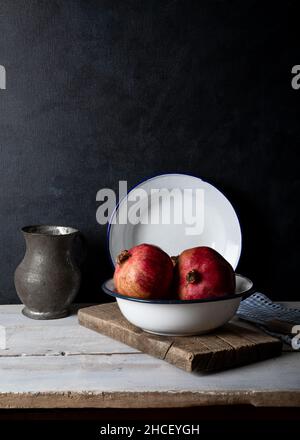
left=0, top=304, right=299, bottom=409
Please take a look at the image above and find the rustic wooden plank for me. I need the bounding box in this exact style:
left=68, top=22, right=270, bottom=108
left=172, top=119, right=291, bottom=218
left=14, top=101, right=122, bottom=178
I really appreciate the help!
left=78, top=303, right=174, bottom=360
left=0, top=324, right=140, bottom=357
left=224, top=322, right=285, bottom=361
left=165, top=335, right=235, bottom=372
left=214, top=326, right=259, bottom=366
left=78, top=303, right=282, bottom=372
left=0, top=304, right=139, bottom=356
left=0, top=353, right=299, bottom=408
left=2, top=390, right=300, bottom=409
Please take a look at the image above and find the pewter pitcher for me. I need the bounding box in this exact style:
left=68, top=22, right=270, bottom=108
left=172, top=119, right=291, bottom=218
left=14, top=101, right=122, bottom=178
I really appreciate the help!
left=14, top=225, right=83, bottom=319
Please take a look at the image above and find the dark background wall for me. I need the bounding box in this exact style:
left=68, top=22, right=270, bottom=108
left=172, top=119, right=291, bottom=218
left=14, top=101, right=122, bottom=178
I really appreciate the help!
left=0, top=0, right=299, bottom=303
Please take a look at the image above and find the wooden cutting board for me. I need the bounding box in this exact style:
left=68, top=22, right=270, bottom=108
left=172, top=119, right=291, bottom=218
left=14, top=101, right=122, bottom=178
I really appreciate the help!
left=78, top=303, right=282, bottom=373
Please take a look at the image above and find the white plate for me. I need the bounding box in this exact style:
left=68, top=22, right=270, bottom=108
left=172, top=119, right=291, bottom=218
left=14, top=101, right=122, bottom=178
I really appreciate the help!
left=102, top=274, right=254, bottom=336
left=108, top=173, right=242, bottom=269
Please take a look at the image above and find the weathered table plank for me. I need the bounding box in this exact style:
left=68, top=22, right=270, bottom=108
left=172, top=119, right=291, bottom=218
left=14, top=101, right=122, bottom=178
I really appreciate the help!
left=0, top=305, right=139, bottom=356
left=0, top=353, right=299, bottom=408
left=0, top=304, right=299, bottom=408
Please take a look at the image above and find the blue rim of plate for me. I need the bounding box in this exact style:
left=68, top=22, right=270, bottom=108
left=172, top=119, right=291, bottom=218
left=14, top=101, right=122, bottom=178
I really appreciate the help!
left=107, top=173, right=242, bottom=268
left=102, top=274, right=255, bottom=304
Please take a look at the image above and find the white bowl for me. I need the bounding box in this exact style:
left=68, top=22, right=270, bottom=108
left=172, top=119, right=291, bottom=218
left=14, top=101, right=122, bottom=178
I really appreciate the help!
left=108, top=174, right=242, bottom=270
left=102, top=274, right=254, bottom=336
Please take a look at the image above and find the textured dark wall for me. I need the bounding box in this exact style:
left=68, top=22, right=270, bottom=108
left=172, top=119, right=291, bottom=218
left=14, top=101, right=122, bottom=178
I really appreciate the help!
left=0, top=1, right=299, bottom=303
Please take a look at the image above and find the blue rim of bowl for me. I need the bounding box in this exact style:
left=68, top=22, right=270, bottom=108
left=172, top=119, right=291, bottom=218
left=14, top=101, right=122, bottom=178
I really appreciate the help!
left=102, top=274, right=254, bottom=304
left=106, top=173, right=242, bottom=269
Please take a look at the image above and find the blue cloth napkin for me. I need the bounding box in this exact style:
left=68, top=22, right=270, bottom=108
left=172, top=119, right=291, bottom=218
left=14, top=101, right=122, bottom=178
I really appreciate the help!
left=237, top=292, right=300, bottom=349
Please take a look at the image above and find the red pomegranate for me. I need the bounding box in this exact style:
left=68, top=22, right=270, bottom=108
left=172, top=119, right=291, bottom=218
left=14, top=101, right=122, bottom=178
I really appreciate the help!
left=113, top=243, right=174, bottom=299
left=175, top=246, right=235, bottom=300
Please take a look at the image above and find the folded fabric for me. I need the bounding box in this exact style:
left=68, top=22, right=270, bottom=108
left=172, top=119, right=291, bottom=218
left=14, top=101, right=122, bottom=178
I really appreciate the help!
left=237, top=292, right=300, bottom=348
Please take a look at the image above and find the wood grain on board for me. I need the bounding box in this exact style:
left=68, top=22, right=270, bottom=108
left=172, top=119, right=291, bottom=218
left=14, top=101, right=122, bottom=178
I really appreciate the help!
left=78, top=303, right=282, bottom=372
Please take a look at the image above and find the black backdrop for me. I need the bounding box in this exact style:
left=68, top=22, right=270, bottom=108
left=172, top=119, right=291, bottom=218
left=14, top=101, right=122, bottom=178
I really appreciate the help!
left=0, top=0, right=299, bottom=303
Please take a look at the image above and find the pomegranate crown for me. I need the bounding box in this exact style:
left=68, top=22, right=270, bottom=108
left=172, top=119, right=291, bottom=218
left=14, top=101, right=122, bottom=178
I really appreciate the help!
left=186, top=269, right=201, bottom=284
left=116, top=249, right=131, bottom=265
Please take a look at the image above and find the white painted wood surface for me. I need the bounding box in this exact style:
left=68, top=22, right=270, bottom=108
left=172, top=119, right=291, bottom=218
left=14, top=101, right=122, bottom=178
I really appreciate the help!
left=0, top=304, right=299, bottom=409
